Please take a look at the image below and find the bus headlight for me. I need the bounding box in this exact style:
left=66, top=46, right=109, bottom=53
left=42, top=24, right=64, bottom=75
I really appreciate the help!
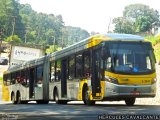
left=105, top=76, right=118, bottom=84
left=151, top=78, right=157, bottom=84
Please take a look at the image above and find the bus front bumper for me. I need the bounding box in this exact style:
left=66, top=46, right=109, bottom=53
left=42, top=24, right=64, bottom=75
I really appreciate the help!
left=103, top=82, right=156, bottom=98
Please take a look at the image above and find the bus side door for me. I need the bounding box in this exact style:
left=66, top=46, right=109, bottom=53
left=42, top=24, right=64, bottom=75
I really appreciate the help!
left=91, top=48, right=102, bottom=97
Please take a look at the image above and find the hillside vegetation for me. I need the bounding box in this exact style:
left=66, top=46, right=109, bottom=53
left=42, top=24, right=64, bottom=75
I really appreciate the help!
left=145, top=35, right=160, bottom=63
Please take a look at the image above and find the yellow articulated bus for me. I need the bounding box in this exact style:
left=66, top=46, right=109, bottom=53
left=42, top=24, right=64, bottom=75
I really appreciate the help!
left=2, top=33, right=157, bottom=106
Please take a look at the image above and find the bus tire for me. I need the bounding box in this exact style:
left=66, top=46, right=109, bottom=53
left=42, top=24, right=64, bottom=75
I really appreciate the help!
left=82, top=84, right=87, bottom=105
left=54, top=90, right=67, bottom=104
left=125, top=97, right=136, bottom=106
left=21, top=101, right=28, bottom=104
left=59, top=100, right=68, bottom=104
left=84, top=86, right=95, bottom=106
left=17, top=92, right=21, bottom=104
left=11, top=92, right=17, bottom=104
left=54, top=90, right=60, bottom=104
left=37, top=100, right=49, bottom=104
left=43, top=101, right=49, bottom=104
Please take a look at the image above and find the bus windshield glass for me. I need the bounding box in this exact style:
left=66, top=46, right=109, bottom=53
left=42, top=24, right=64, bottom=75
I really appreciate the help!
left=104, top=41, right=155, bottom=74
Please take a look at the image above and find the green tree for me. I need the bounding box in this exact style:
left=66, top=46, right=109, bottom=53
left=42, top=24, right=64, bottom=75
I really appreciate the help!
left=113, top=4, right=160, bottom=33
left=5, top=35, right=22, bottom=44
left=61, top=26, right=90, bottom=46
left=123, top=4, right=160, bottom=32
left=45, top=29, right=56, bottom=45
left=19, top=4, right=65, bottom=45
left=113, top=17, right=135, bottom=34
left=0, top=0, right=25, bottom=40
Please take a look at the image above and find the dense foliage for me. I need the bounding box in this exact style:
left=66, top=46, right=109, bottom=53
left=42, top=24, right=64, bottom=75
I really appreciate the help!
left=145, top=35, right=160, bottom=62
left=113, top=4, right=160, bottom=34
left=0, top=0, right=90, bottom=51
left=0, top=0, right=25, bottom=40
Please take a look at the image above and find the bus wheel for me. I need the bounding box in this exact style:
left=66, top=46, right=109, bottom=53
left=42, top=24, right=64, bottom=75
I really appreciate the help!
left=84, top=86, right=95, bottom=106
left=43, top=101, right=49, bottom=104
left=125, top=97, right=136, bottom=106
left=54, top=90, right=60, bottom=104
left=54, top=90, right=67, bottom=104
left=11, top=93, right=17, bottom=104
left=21, top=101, right=28, bottom=104
left=37, top=100, right=49, bottom=104
left=60, top=100, right=68, bottom=104
left=36, top=100, right=42, bottom=104
left=17, top=92, right=21, bottom=104
left=82, top=85, right=87, bottom=105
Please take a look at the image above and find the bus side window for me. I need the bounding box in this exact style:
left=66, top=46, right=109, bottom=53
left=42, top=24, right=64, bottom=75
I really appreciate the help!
left=55, top=60, right=61, bottom=81
left=4, top=74, right=10, bottom=86
left=50, top=61, right=55, bottom=82
left=76, top=54, right=83, bottom=78
left=3, top=74, right=7, bottom=85
left=11, top=73, right=16, bottom=85
left=16, top=72, right=21, bottom=83
left=84, top=51, right=90, bottom=78
left=69, top=56, right=75, bottom=80
left=36, top=65, right=43, bottom=84
left=26, top=69, right=29, bottom=85
left=21, top=70, right=27, bottom=86
left=7, top=74, right=11, bottom=86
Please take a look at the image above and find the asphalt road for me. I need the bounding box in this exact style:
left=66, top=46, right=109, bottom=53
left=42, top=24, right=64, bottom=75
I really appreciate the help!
left=0, top=100, right=160, bottom=120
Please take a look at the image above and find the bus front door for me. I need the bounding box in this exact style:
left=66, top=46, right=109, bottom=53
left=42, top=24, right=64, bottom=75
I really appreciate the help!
left=61, top=59, right=67, bottom=98
left=91, top=49, right=101, bottom=98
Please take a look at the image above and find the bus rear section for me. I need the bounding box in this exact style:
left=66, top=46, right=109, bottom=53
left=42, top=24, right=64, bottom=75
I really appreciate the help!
left=2, top=82, right=10, bottom=101
left=2, top=56, right=50, bottom=104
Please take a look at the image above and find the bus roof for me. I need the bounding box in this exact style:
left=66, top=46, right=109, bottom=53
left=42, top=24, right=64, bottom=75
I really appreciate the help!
left=51, top=33, right=145, bottom=60
left=104, top=33, right=144, bottom=41
left=4, top=55, right=46, bottom=74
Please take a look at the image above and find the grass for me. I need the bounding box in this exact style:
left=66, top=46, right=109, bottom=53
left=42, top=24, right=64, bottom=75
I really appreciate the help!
left=0, top=76, right=2, bottom=81
left=145, top=35, right=160, bottom=46
left=0, top=76, right=2, bottom=85
left=145, top=35, right=160, bottom=62
left=154, top=46, right=160, bottom=63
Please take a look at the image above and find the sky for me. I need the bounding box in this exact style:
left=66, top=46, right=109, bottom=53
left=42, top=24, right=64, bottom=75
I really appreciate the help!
left=20, top=0, right=160, bottom=34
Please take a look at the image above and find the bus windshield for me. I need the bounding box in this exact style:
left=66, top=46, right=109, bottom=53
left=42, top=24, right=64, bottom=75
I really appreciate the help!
left=104, top=41, right=156, bottom=74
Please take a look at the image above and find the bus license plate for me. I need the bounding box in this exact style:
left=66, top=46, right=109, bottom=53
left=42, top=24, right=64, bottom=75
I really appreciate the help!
left=131, top=91, right=140, bottom=95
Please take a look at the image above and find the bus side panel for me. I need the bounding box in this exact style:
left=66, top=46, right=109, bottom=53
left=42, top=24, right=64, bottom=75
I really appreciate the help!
left=25, top=87, right=29, bottom=100
left=49, top=82, right=54, bottom=100
left=2, top=83, right=10, bottom=101
left=67, top=80, right=79, bottom=100
left=35, top=86, right=43, bottom=100
left=74, top=80, right=80, bottom=99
